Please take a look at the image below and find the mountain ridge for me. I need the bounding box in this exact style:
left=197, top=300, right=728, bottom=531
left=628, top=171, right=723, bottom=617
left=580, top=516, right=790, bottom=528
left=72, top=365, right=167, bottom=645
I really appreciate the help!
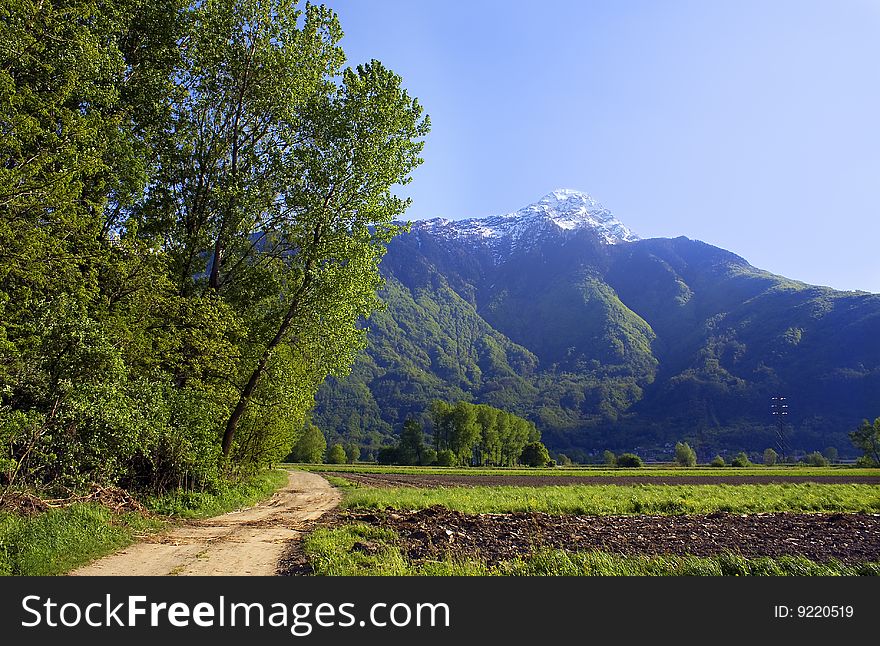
left=314, top=191, right=880, bottom=462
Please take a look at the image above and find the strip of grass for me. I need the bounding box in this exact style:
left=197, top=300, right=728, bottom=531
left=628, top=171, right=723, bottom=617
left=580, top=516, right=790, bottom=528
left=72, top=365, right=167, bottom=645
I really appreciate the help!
left=0, top=504, right=162, bottom=576
left=0, top=468, right=289, bottom=575
left=294, top=463, right=879, bottom=478
left=303, top=523, right=880, bottom=576
left=341, top=483, right=880, bottom=515
left=145, top=468, right=288, bottom=518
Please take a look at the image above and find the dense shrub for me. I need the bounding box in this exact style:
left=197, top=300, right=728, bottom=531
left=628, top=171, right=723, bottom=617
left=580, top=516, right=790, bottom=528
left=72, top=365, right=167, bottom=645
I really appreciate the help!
left=710, top=455, right=726, bottom=467
left=616, top=453, right=643, bottom=468
left=806, top=451, right=829, bottom=467
left=730, top=452, right=752, bottom=467
left=520, top=442, right=551, bottom=467
left=376, top=446, right=399, bottom=465
left=762, top=448, right=778, bottom=466
left=436, top=449, right=456, bottom=466
left=326, top=444, right=347, bottom=465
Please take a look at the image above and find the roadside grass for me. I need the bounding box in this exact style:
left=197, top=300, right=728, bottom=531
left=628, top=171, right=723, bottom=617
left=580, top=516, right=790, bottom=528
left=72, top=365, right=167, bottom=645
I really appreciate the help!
left=304, top=524, right=880, bottom=576
left=0, top=505, right=162, bottom=576
left=292, top=463, right=880, bottom=478
left=341, top=483, right=880, bottom=515
left=321, top=475, right=360, bottom=490
left=145, top=468, right=288, bottom=518
left=0, top=468, right=289, bottom=576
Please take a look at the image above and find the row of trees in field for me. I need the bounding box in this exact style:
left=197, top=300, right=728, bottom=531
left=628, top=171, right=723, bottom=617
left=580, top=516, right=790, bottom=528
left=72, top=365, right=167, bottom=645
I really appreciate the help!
left=596, top=442, right=853, bottom=468
left=429, top=401, right=542, bottom=466
left=0, top=0, right=427, bottom=495
left=372, top=401, right=550, bottom=467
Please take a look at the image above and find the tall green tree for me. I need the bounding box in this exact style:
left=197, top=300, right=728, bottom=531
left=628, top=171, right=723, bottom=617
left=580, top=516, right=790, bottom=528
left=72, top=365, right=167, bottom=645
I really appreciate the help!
left=0, top=0, right=203, bottom=491
left=137, top=0, right=428, bottom=465
left=1, top=0, right=428, bottom=492
left=287, top=422, right=326, bottom=463
left=448, top=401, right=479, bottom=465
left=398, top=419, right=426, bottom=466
left=674, top=441, right=697, bottom=467
left=850, top=418, right=880, bottom=466
left=474, top=405, right=500, bottom=466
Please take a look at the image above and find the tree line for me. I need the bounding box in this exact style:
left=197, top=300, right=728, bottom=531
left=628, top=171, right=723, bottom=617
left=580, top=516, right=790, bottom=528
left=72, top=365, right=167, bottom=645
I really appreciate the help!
left=0, top=0, right=428, bottom=495
left=371, top=401, right=549, bottom=467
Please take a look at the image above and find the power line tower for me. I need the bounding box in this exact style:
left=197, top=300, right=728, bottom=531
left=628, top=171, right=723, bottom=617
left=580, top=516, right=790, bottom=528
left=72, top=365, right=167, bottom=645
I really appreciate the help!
left=770, top=396, right=789, bottom=460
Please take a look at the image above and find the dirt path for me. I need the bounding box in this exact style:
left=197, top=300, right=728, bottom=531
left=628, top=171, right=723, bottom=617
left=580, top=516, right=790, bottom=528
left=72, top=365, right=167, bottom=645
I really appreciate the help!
left=70, top=470, right=340, bottom=576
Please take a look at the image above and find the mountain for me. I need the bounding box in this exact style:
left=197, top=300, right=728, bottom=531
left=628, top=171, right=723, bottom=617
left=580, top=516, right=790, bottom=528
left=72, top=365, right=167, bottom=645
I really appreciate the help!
left=314, top=190, right=880, bottom=461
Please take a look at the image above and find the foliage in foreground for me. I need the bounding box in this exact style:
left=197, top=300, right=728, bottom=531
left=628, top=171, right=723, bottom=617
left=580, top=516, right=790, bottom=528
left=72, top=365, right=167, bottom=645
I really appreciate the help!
left=0, top=469, right=287, bottom=575
left=340, top=483, right=880, bottom=516
left=0, top=0, right=427, bottom=495
left=303, top=524, right=880, bottom=577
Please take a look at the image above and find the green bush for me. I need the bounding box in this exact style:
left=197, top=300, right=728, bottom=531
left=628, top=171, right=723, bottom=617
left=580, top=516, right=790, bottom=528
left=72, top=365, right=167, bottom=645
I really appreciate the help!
left=376, top=446, right=399, bottom=465
left=806, top=451, right=829, bottom=467
left=602, top=450, right=617, bottom=467
left=436, top=449, right=455, bottom=466
left=762, top=448, right=778, bottom=466
left=710, top=455, right=726, bottom=467
left=730, top=452, right=751, bottom=467
left=616, top=453, right=643, bottom=468
left=326, top=444, right=347, bottom=465
left=520, top=441, right=551, bottom=467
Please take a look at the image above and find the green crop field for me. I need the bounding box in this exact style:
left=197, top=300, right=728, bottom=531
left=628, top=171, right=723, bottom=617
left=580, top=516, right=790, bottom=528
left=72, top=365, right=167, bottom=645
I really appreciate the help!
left=338, top=482, right=880, bottom=515
left=291, top=463, right=880, bottom=478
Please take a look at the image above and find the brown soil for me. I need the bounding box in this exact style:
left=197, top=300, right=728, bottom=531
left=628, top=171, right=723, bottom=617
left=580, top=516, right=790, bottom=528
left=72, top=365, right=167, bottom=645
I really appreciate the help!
left=326, top=472, right=880, bottom=488
left=336, top=507, right=880, bottom=566
left=70, top=470, right=340, bottom=576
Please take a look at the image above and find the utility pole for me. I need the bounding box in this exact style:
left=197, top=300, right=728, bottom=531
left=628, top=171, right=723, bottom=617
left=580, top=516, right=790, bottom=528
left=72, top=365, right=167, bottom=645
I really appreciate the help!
left=770, top=396, right=789, bottom=461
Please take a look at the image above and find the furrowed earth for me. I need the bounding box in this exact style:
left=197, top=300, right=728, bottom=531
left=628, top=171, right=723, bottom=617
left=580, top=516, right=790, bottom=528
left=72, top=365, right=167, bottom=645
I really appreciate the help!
left=277, top=470, right=880, bottom=574
left=279, top=507, right=880, bottom=574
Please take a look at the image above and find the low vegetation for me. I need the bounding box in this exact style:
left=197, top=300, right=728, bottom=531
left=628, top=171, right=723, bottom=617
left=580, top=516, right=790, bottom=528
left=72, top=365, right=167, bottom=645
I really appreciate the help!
left=339, top=483, right=880, bottom=515
left=0, top=470, right=287, bottom=575
left=303, top=524, right=880, bottom=576
left=298, top=463, right=879, bottom=477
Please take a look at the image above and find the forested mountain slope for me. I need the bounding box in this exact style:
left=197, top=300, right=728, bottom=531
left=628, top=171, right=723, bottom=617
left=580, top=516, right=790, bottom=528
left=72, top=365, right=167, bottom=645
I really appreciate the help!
left=315, top=191, right=880, bottom=461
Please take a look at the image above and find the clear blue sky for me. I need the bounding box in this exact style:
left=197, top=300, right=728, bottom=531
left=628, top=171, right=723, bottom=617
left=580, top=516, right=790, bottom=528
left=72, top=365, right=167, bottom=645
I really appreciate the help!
left=325, top=0, right=880, bottom=293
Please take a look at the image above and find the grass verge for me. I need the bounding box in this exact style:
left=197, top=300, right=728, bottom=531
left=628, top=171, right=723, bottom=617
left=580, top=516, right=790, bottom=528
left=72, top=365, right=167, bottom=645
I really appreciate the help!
left=304, top=523, right=880, bottom=576
left=0, top=468, right=289, bottom=575
left=342, top=483, right=880, bottom=515
left=145, top=468, right=288, bottom=518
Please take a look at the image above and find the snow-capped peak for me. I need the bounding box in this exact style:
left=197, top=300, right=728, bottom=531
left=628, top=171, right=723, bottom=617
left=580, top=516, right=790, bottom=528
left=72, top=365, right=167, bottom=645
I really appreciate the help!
left=523, top=189, right=638, bottom=241
left=413, top=189, right=638, bottom=261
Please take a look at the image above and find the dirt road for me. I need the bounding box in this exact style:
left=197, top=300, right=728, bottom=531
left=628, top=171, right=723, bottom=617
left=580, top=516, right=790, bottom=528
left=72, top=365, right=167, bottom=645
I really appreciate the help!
left=71, top=470, right=339, bottom=576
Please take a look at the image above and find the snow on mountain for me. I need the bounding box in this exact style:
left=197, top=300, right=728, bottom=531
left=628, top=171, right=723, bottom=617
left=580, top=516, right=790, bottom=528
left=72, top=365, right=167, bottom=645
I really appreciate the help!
left=411, top=189, right=638, bottom=262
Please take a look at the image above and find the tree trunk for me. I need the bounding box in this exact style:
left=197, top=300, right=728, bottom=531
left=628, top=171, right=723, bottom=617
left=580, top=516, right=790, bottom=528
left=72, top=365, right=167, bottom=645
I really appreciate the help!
left=221, top=272, right=311, bottom=457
